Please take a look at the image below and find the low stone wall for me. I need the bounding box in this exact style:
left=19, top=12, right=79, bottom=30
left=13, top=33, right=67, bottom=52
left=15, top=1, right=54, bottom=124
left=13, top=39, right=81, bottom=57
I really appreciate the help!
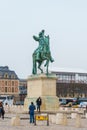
left=4, top=105, right=86, bottom=114
left=4, top=105, right=25, bottom=114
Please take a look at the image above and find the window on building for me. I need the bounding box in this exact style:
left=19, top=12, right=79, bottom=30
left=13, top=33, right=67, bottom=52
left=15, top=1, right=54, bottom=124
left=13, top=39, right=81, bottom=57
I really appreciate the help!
left=12, top=87, right=14, bottom=92
left=5, top=87, right=7, bottom=92
left=8, top=81, right=11, bottom=86
left=11, top=74, right=15, bottom=79
left=5, top=81, right=7, bottom=86
left=4, top=73, right=9, bottom=78
left=12, top=81, right=14, bottom=86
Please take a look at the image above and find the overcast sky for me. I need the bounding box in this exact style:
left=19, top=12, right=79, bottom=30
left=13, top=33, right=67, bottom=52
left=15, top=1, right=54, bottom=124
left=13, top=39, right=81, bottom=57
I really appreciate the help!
left=0, top=0, right=87, bottom=79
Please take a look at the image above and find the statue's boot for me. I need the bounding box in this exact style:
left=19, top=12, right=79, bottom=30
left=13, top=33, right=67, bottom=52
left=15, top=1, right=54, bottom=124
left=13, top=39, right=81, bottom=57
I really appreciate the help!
left=50, top=57, right=54, bottom=62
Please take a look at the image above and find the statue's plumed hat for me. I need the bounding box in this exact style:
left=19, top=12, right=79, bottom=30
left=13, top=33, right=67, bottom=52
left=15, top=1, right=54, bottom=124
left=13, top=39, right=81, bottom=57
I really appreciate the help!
left=39, top=30, right=45, bottom=36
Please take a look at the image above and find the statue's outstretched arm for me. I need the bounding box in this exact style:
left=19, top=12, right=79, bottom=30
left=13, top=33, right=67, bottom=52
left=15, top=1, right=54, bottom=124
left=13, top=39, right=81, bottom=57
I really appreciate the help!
left=33, top=35, right=39, bottom=41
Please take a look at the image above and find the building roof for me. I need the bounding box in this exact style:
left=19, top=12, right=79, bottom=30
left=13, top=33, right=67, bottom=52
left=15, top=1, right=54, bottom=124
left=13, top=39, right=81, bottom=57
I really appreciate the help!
left=49, top=67, right=87, bottom=74
left=0, top=66, right=19, bottom=79
left=19, top=79, right=27, bottom=82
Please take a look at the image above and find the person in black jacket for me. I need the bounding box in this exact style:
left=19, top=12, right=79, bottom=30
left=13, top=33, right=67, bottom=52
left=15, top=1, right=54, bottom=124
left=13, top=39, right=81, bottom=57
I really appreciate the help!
left=0, top=102, right=5, bottom=119
left=36, top=97, right=42, bottom=112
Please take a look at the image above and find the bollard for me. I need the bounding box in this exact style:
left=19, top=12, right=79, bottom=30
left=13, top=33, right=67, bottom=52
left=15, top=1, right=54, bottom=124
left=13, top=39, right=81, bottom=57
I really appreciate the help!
left=56, top=113, right=68, bottom=125
left=71, top=112, right=77, bottom=119
left=63, top=113, right=67, bottom=125
left=56, top=113, right=64, bottom=125
left=75, top=113, right=81, bottom=128
left=50, top=114, right=56, bottom=124
left=85, top=113, right=87, bottom=118
left=11, top=114, right=20, bottom=126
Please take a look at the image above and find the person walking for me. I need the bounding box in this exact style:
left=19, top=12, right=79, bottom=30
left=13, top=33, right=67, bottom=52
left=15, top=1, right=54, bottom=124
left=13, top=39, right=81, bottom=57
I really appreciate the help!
left=0, top=102, right=5, bottom=119
left=36, top=97, right=42, bottom=113
left=29, top=102, right=36, bottom=123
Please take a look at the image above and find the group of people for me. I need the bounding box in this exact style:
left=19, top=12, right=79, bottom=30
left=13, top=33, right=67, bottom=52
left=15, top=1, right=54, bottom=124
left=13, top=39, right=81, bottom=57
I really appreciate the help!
left=28, top=97, right=42, bottom=123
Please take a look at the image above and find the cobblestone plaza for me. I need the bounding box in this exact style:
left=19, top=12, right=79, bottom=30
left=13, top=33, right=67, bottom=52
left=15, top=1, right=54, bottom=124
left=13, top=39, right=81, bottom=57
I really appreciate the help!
left=0, top=113, right=87, bottom=130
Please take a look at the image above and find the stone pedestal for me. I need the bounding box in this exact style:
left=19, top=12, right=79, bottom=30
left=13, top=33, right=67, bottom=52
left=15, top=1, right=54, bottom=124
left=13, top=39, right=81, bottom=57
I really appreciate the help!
left=24, top=74, right=59, bottom=112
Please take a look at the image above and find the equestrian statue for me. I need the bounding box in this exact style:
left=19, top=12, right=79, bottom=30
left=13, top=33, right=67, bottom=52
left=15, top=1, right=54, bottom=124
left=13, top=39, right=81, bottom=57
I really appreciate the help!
left=32, top=30, right=54, bottom=75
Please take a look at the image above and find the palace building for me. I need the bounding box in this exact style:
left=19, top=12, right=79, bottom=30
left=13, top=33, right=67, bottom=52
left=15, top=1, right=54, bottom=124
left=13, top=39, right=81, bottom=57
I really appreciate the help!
left=50, top=67, right=87, bottom=98
left=0, top=66, right=19, bottom=95
left=0, top=66, right=27, bottom=104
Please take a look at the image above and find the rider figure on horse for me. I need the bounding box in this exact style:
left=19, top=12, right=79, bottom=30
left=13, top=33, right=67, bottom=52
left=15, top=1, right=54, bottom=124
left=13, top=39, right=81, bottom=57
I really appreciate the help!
left=33, top=30, right=54, bottom=62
